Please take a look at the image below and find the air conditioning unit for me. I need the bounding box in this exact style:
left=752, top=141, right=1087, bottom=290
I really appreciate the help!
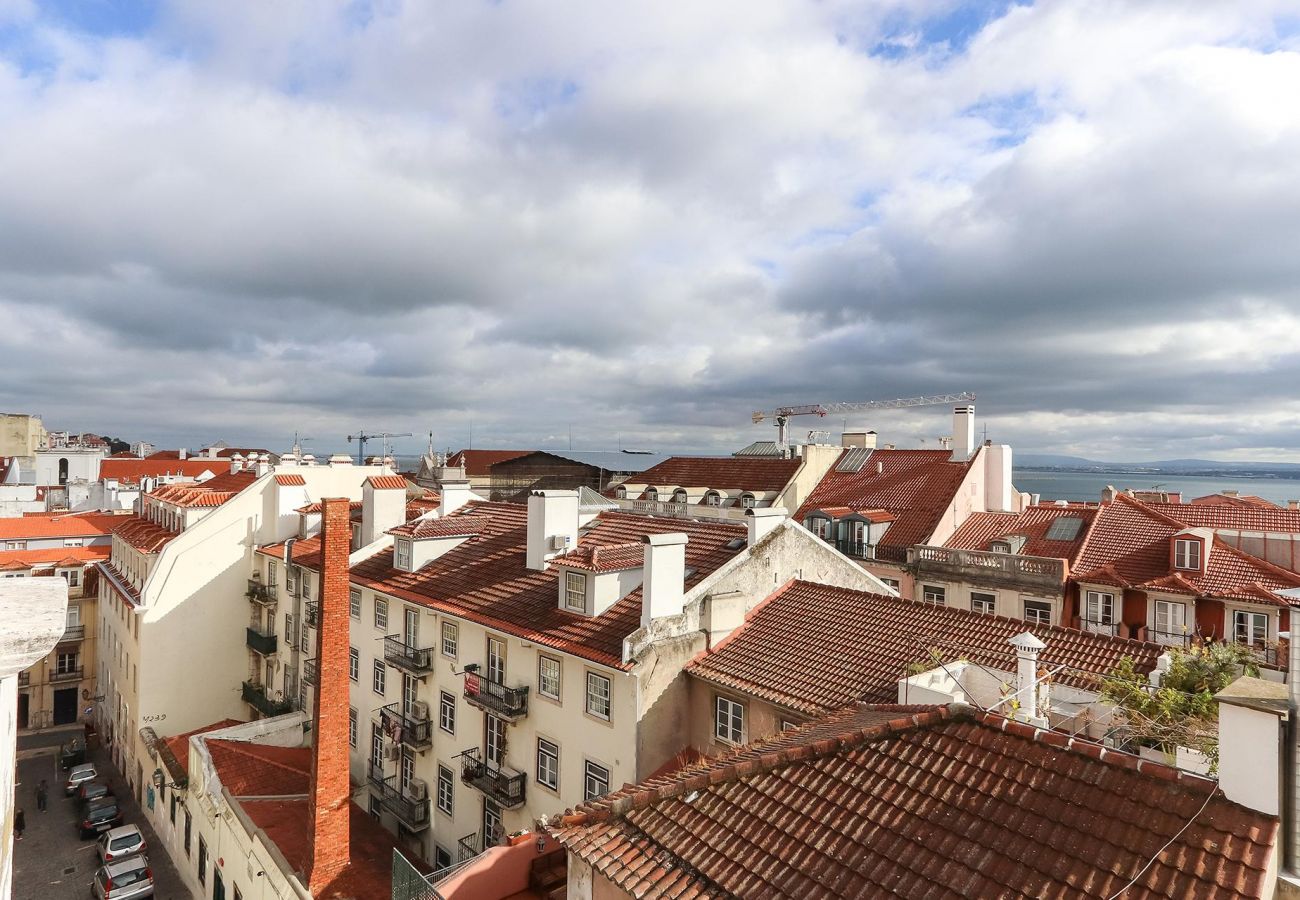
left=405, top=777, right=428, bottom=801
left=410, top=700, right=430, bottom=721
left=385, top=746, right=401, bottom=762
left=549, top=534, right=572, bottom=551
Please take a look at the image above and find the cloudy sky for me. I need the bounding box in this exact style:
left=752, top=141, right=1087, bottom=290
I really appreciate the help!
left=1, top=1, right=1298, bottom=461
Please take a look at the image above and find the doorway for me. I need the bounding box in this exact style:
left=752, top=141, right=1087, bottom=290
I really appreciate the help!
left=53, top=687, right=78, bottom=725
left=213, top=869, right=225, bottom=900
left=17, top=692, right=28, bottom=730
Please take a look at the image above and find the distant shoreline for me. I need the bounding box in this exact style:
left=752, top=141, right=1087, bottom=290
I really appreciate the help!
left=1016, top=466, right=1300, bottom=481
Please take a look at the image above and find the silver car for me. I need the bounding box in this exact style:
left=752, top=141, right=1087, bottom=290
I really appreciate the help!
left=97, top=825, right=146, bottom=864
left=65, top=762, right=97, bottom=795
left=91, top=855, right=154, bottom=900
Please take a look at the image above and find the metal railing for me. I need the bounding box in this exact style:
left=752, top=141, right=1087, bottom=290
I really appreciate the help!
left=380, top=704, right=432, bottom=750
left=835, top=539, right=875, bottom=560
left=241, top=681, right=294, bottom=718
left=1243, top=642, right=1282, bottom=668
left=371, top=771, right=430, bottom=830
left=1080, top=617, right=1119, bottom=637
left=384, top=635, right=434, bottom=674
left=245, top=625, right=278, bottom=655
left=457, top=831, right=482, bottom=862
left=459, top=747, right=526, bottom=808
left=49, top=667, right=83, bottom=683
left=246, top=579, right=273, bottom=605
left=1148, top=629, right=1192, bottom=648
left=304, top=601, right=318, bottom=628
left=59, top=624, right=86, bottom=642
left=463, top=670, right=529, bottom=719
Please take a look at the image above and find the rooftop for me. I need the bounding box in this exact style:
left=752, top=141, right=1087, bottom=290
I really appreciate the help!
left=619, top=456, right=801, bottom=493
left=99, top=457, right=227, bottom=484
left=447, top=449, right=534, bottom=477
left=0, top=511, right=122, bottom=540
left=944, top=505, right=1098, bottom=564
left=1139, top=498, right=1300, bottom=535
left=0, top=546, right=109, bottom=570
left=686, top=579, right=1164, bottom=714
left=556, top=702, right=1277, bottom=899
left=148, top=469, right=257, bottom=508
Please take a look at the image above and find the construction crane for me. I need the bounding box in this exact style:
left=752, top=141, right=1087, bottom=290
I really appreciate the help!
left=752, top=392, right=976, bottom=457
left=346, top=431, right=412, bottom=465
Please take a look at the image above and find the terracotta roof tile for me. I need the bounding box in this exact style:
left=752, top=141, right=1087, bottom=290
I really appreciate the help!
left=205, top=739, right=312, bottom=796
left=112, top=516, right=177, bottom=553
left=447, top=449, right=533, bottom=477
left=388, top=514, right=492, bottom=540
left=944, top=505, right=1097, bottom=564
left=99, top=458, right=227, bottom=484
left=556, top=703, right=1278, bottom=899
left=0, top=512, right=121, bottom=540
left=624, top=456, right=801, bottom=493
left=686, top=580, right=1164, bottom=714
left=0, top=546, right=108, bottom=570
left=1140, top=499, right=1300, bottom=534
left=555, top=542, right=645, bottom=573
left=158, top=719, right=244, bottom=784
left=147, top=470, right=256, bottom=508
left=274, top=474, right=307, bottom=486
left=365, top=474, right=408, bottom=490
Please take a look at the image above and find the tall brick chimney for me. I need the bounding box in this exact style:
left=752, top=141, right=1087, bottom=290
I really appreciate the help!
left=307, top=497, right=352, bottom=893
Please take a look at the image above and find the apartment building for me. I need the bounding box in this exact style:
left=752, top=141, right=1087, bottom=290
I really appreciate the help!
left=93, top=456, right=390, bottom=830
left=248, top=481, right=888, bottom=876
left=0, top=511, right=119, bottom=729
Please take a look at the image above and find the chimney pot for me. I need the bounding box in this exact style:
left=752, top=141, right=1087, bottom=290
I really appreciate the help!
left=439, top=479, right=473, bottom=518
left=746, top=507, right=786, bottom=547
left=527, top=491, right=580, bottom=571
left=362, top=477, right=407, bottom=546
left=640, top=532, right=688, bottom=626
left=1009, top=632, right=1048, bottom=727
left=951, top=405, right=975, bottom=461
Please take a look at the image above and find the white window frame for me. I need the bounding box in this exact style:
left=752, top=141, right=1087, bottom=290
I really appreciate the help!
left=704, top=491, right=721, bottom=507
left=1234, top=610, right=1269, bottom=648
left=970, top=592, right=995, bottom=615
left=374, top=598, right=388, bottom=631
left=348, top=707, right=357, bottom=748
left=438, top=690, right=456, bottom=735
left=564, top=571, right=587, bottom=612
left=348, top=647, right=359, bottom=682
left=537, top=738, right=560, bottom=791
left=441, top=621, right=458, bottom=658
left=436, top=764, right=454, bottom=816
left=538, top=655, right=561, bottom=700
left=1153, top=600, right=1188, bottom=645
left=1023, top=599, right=1052, bottom=626
left=372, top=659, right=386, bottom=695
left=349, top=588, right=362, bottom=619
left=583, top=760, right=610, bottom=801
left=585, top=671, right=611, bottom=721
left=740, top=493, right=756, bottom=509
left=714, top=695, right=745, bottom=745
left=922, top=585, right=946, bottom=605
left=1174, top=538, right=1202, bottom=571
left=1085, top=590, right=1115, bottom=624
left=672, top=489, right=688, bottom=504
left=395, top=539, right=412, bottom=571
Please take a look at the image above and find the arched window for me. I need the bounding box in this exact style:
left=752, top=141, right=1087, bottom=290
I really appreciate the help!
left=672, top=489, right=688, bottom=504
left=614, top=487, right=627, bottom=500
left=704, top=491, right=721, bottom=507
left=740, top=493, right=756, bottom=509
left=645, top=488, right=658, bottom=502
left=58, top=457, right=69, bottom=485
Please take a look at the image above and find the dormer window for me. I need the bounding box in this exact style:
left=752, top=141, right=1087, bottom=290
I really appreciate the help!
left=563, top=571, right=587, bottom=612
left=672, top=489, right=688, bottom=504
left=645, top=488, right=658, bottom=502
left=740, top=493, right=756, bottom=509
left=990, top=541, right=1011, bottom=554
left=1174, top=538, right=1201, bottom=571
left=704, top=491, right=721, bottom=507
left=805, top=516, right=831, bottom=541
left=614, top=487, right=627, bottom=500
left=395, top=538, right=412, bottom=571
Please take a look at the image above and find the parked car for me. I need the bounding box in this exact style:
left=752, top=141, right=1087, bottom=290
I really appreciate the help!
left=97, top=825, right=146, bottom=864
left=65, top=763, right=97, bottom=796
left=76, top=780, right=114, bottom=804
left=59, top=737, right=85, bottom=769
left=78, top=797, right=124, bottom=839
left=91, top=855, right=154, bottom=900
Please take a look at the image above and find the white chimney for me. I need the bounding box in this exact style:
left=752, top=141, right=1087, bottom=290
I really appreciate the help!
left=640, top=532, right=688, bottom=626
left=746, top=507, right=786, bottom=548
left=951, top=406, right=975, bottom=461
left=1008, top=632, right=1048, bottom=728
left=328, top=454, right=353, bottom=466
left=439, top=479, right=473, bottom=518
left=255, top=453, right=272, bottom=477
left=526, top=490, right=580, bottom=571
left=1214, top=676, right=1287, bottom=816
left=984, top=444, right=1014, bottom=512
left=178, top=447, right=187, bottom=460
left=229, top=453, right=245, bottom=473
left=362, top=478, right=407, bottom=546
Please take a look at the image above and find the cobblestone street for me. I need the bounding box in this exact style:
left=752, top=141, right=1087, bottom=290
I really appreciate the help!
left=13, top=744, right=194, bottom=900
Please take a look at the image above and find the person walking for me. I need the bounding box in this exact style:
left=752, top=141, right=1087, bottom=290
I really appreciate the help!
left=14, top=808, right=24, bottom=840
left=36, top=780, right=47, bottom=811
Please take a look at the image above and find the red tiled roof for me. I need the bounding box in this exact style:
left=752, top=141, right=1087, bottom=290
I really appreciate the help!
left=348, top=502, right=746, bottom=669
left=96, top=561, right=140, bottom=605
left=388, top=514, right=492, bottom=540
left=1073, top=496, right=1300, bottom=604
left=99, top=458, right=226, bottom=484
left=112, top=516, right=177, bottom=553
left=159, top=719, right=243, bottom=783
left=447, top=449, right=533, bottom=477
left=205, top=739, right=312, bottom=795
left=555, top=703, right=1278, bottom=899
left=149, top=448, right=271, bottom=460
left=555, top=542, right=644, bottom=573
left=1190, top=493, right=1279, bottom=509
left=687, top=580, right=1164, bottom=714
left=1139, top=499, right=1300, bottom=535
left=795, top=448, right=975, bottom=548
left=944, top=505, right=1097, bottom=564
left=365, top=474, right=408, bottom=490
left=148, top=470, right=256, bottom=508
left=274, top=474, right=306, bottom=486
left=0, top=512, right=121, bottom=540
left=624, top=456, right=801, bottom=493
left=296, top=500, right=363, bottom=515
left=0, top=546, right=108, bottom=570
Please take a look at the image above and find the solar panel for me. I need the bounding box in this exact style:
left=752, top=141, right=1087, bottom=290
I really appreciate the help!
left=835, top=447, right=874, bottom=473
left=1044, top=517, right=1083, bottom=541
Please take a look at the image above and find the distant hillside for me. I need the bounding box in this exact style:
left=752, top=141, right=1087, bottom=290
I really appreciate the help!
left=1017, top=453, right=1300, bottom=476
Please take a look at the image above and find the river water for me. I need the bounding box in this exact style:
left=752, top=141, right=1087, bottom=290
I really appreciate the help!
left=1012, top=470, right=1300, bottom=505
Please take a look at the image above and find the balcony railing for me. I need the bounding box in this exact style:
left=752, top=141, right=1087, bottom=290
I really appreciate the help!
left=463, top=670, right=529, bottom=720
left=246, top=625, right=278, bottom=656
left=246, top=579, right=273, bottom=605
left=1080, top=617, right=1119, bottom=637
left=49, top=667, right=83, bottom=683
left=304, top=601, right=318, bottom=629
left=370, top=770, right=430, bottom=831
left=303, top=659, right=317, bottom=686
left=1149, top=629, right=1192, bottom=648
left=835, top=539, right=875, bottom=560
left=58, top=624, right=86, bottom=643
left=908, top=545, right=1066, bottom=584
left=1242, top=642, right=1282, bottom=668
left=242, top=681, right=294, bottom=718
left=384, top=635, right=433, bottom=675
left=459, top=747, right=526, bottom=808
left=380, top=704, right=432, bottom=750
left=457, top=831, right=481, bottom=862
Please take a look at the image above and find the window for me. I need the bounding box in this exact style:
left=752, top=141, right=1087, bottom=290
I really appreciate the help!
left=287, top=566, right=297, bottom=592
left=740, top=493, right=756, bottom=509
left=55, top=651, right=78, bottom=675
left=197, top=836, right=207, bottom=886
left=806, top=517, right=831, bottom=540
left=372, top=660, right=386, bottom=695
left=672, top=489, right=688, bottom=504
left=4, top=540, right=25, bottom=550
left=487, top=637, right=506, bottom=683
left=439, top=691, right=456, bottom=735
left=64, top=538, right=84, bottom=548
left=1174, top=538, right=1202, bottom=571
left=1084, top=591, right=1114, bottom=625
left=436, top=764, right=454, bottom=815
left=395, top=539, right=412, bottom=570
left=300, top=573, right=312, bottom=601
left=441, top=621, right=458, bottom=658
left=704, top=491, right=721, bottom=507
left=781, top=719, right=798, bottom=731
left=61, top=568, right=80, bottom=587
left=538, top=655, right=561, bottom=700
left=284, top=612, right=294, bottom=642
left=537, top=738, right=560, bottom=791
left=375, top=598, right=388, bottom=631
left=645, top=488, right=658, bottom=502
left=368, top=795, right=382, bottom=820
left=300, top=628, right=309, bottom=654
left=66, top=604, right=81, bottom=628
left=349, top=647, right=359, bottom=682
left=879, top=577, right=901, bottom=592
left=714, top=695, right=745, bottom=745
left=971, top=592, right=996, bottom=615
left=922, top=585, right=946, bottom=606
left=486, top=714, right=506, bottom=765
left=1234, top=610, right=1269, bottom=648
left=370, top=725, right=384, bottom=770
left=435, top=846, right=453, bottom=872
left=564, top=571, right=587, bottom=612
left=349, top=588, right=362, bottom=619
left=583, top=760, right=610, bottom=801
left=614, top=486, right=627, bottom=499
left=267, top=561, right=277, bottom=588
left=1153, top=600, right=1188, bottom=645
left=1023, top=599, right=1052, bottom=626
left=585, top=671, right=611, bottom=720
left=349, top=707, right=358, bottom=747
left=170, top=794, right=177, bottom=824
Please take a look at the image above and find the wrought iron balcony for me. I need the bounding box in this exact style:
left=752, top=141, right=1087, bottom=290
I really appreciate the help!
left=835, top=539, right=875, bottom=560
left=459, top=747, right=526, bottom=809
left=1148, top=628, right=1192, bottom=648
left=242, top=681, right=294, bottom=718
left=463, top=669, right=529, bottom=720
left=304, top=601, right=318, bottom=628
left=58, top=624, right=86, bottom=643
left=246, top=625, right=278, bottom=655
left=379, top=703, right=432, bottom=750
left=1080, top=617, right=1119, bottom=637
left=370, top=770, right=430, bottom=831
left=246, top=579, right=273, bottom=605
left=383, top=635, right=433, bottom=675
left=1242, top=641, right=1282, bottom=668
left=49, top=667, right=83, bottom=683
left=303, top=659, right=317, bottom=686
left=457, top=831, right=481, bottom=862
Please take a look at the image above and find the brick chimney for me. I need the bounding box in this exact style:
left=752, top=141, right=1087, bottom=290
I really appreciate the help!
left=307, top=497, right=352, bottom=893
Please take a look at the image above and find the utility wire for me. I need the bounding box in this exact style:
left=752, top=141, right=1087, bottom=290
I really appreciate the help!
left=1104, top=785, right=1218, bottom=899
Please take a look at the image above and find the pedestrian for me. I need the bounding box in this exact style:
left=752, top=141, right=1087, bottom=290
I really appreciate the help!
left=36, top=780, right=47, bottom=812
left=14, top=808, right=23, bottom=840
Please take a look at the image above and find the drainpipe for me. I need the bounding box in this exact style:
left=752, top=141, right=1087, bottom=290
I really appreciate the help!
left=1289, top=614, right=1300, bottom=872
